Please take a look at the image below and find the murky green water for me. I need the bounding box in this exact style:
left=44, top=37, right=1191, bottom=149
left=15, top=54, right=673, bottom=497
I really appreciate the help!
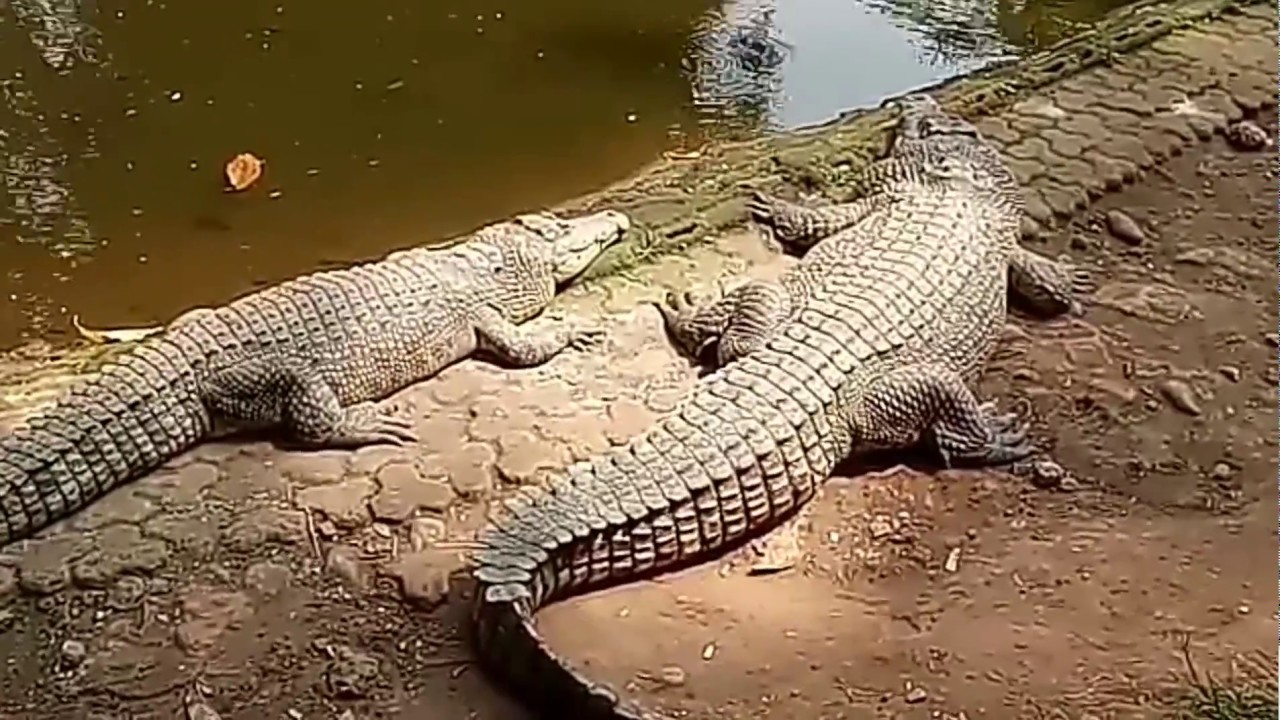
left=0, top=0, right=1130, bottom=347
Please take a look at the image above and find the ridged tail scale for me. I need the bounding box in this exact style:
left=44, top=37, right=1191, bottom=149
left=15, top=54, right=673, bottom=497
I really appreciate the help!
left=473, top=342, right=853, bottom=719
left=0, top=337, right=209, bottom=545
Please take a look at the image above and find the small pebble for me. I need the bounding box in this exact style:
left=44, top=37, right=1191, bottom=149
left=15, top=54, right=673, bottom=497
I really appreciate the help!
left=1210, top=462, right=1235, bottom=481
left=1027, top=459, right=1067, bottom=490
left=325, top=546, right=366, bottom=590
left=59, top=639, right=87, bottom=669
left=1218, top=365, right=1241, bottom=382
left=1225, top=119, right=1272, bottom=152
left=1104, top=209, right=1145, bottom=245
left=943, top=547, right=961, bottom=573
left=904, top=685, right=928, bottom=704
left=1157, top=378, right=1202, bottom=416
left=658, top=665, right=687, bottom=687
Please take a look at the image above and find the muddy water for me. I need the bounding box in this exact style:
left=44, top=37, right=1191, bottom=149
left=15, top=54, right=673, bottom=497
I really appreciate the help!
left=0, top=0, right=1129, bottom=347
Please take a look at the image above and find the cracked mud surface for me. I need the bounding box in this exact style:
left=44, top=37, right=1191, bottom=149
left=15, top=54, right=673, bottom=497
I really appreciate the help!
left=0, top=6, right=1275, bottom=720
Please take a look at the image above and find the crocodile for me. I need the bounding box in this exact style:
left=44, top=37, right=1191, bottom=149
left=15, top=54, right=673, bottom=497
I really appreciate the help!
left=0, top=209, right=630, bottom=546
left=470, top=95, right=1091, bottom=719
left=661, top=95, right=1094, bottom=369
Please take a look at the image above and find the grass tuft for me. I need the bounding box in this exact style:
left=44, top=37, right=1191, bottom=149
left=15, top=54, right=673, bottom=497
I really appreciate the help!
left=1170, top=638, right=1276, bottom=720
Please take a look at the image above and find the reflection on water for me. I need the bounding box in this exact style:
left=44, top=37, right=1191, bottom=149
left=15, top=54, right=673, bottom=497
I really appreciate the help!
left=0, top=0, right=1132, bottom=347
left=9, top=0, right=105, bottom=72
left=686, top=3, right=790, bottom=128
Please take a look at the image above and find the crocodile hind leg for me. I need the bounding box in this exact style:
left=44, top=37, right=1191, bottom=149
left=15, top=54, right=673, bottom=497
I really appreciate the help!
left=656, top=280, right=793, bottom=366
left=201, top=356, right=418, bottom=448
left=852, top=364, right=1034, bottom=467
left=1008, top=247, right=1095, bottom=317
left=748, top=191, right=890, bottom=251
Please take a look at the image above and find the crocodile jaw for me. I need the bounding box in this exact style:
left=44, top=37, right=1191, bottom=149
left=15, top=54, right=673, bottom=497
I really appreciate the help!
left=548, top=209, right=630, bottom=283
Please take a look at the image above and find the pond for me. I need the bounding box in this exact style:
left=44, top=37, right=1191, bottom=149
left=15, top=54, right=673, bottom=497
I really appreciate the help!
left=0, top=0, right=1131, bottom=347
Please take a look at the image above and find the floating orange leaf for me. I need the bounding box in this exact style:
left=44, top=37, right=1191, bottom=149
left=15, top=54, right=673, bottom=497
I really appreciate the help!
left=224, top=152, right=264, bottom=191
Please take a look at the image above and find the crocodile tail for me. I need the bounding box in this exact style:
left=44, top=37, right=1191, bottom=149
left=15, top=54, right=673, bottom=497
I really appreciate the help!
left=0, top=338, right=210, bottom=544
left=474, top=581, right=660, bottom=720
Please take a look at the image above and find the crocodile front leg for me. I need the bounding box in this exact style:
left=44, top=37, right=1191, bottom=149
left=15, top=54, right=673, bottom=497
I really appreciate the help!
left=1008, top=247, right=1095, bottom=317
left=472, top=306, right=604, bottom=367
left=202, top=356, right=418, bottom=447
left=748, top=191, right=890, bottom=250
left=655, top=281, right=793, bottom=367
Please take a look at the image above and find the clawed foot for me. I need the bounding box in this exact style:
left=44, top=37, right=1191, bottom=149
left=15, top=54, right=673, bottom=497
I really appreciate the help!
left=661, top=289, right=704, bottom=315
left=746, top=191, right=803, bottom=246
left=936, top=401, right=1035, bottom=467
left=654, top=290, right=718, bottom=360
left=333, top=402, right=418, bottom=447
left=746, top=191, right=785, bottom=226
left=653, top=289, right=694, bottom=330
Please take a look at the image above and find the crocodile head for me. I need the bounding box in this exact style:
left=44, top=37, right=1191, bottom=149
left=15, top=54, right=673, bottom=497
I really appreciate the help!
left=891, top=92, right=940, bottom=115
left=511, top=209, right=631, bottom=284
left=891, top=93, right=978, bottom=140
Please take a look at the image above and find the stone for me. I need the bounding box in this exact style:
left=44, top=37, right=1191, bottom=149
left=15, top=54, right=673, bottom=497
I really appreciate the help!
left=747, top=521, right=802, bottom=575
left=323, top=645, right=382, bottom=700
left=243, top=561, right=292, bottom=600
left=324, top=546, right=367, bottom=591
left=516, top=380, right=577, bottom=418
left=59, top=639, right=88, bottom=669
left=222, top=507, right=307, bottom=553
left=133, top=462, right=220, bottom=505
left=143, top=512, right=221, bottom=559
left=420, top=441, right=497, bottom=497
left=207, top=453, right=288, bottom=502
left=408, top=517, right=447, bottom=552
left=1104, top=209, right=1145, bottom=245
left=904, top=685, right=928, bottom=704
left=175, top=588, right=252, bottom=658
left=1209, top=462, right=1236, bottom=481
left=469, top=402, right=539, bottom=442
left=370, top=462, right=456, bottom=521
left=1027, top=459, right=1069, bottom=490
left=71, top=491, right=159, bottom=531
left=0, top=565, right=17, bottom=600
left=605, top=399, right=656, bottom=445
left=18, top=534, right=96, bottom=595
left=414, top=413, right=475, bottom=455
left=86, top=635, right=194, bottom=699
left=1157, top=378, right=1203, bottom=416
left=348, top=446, right=409, bottom=477
left=658, top=665, right=687, bottom=687
left=107, top=576, right=148, bottom=610
left=295, top=478, right=376, bottom=529
left=387, top=550, right=464, bottom=608
left=1226, top=119, right=1272, bottom=152
left=428, top=366, right=501, bottom=405
left=274, top=452, right=349, bottom=485
left=183, top=694, right=224, bottom=720
left=70, top=526, right=171, bottom=589
left=495, top=430, right=566, bottom=485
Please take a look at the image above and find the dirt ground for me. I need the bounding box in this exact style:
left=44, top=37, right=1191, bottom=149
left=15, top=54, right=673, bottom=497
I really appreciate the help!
left=1, top=111, right=1272, bottom=720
